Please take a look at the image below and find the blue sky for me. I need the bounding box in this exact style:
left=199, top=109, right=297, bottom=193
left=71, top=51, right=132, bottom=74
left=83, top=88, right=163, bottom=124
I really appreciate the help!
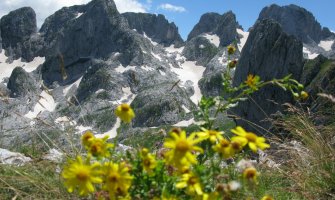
left=145, top=0, right=335, bottom=40
left=0, top=0, right=334, bottom=40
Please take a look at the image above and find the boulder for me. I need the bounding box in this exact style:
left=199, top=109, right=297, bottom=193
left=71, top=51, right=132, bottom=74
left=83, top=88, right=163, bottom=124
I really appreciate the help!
left=7, top=67, right=39, bottom=98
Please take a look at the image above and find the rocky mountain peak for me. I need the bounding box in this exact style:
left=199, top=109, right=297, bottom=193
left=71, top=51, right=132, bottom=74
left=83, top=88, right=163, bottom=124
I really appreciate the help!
left=187, top=11, right=240, bottom=46
left=40, top=0, right=152, bottom=86
left=0, top=7, right=38, bottom=61
left=122, top=12, right=184, bottom=47
left=231, top=19, right=303, bottom=134
left=258, top=4, right=334, bottom=44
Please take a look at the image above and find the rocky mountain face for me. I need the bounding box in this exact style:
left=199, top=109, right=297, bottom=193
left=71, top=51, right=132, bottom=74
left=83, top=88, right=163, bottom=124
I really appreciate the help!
left=122, top=13, right=184, bottom=47
left=187, top=11, right=241, bottom=47
left=258, top=4, right=335, bottom=59
left=0, top=0, right=334, bottom=152
left=0, top=7, right=41, bottom=62
left=301, top=55, right=335, bottom=124
left=230, top=19, right=303, bottom=134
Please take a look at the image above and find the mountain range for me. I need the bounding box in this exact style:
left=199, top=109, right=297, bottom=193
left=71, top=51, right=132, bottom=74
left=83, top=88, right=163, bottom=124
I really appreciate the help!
left=0, top=0, right=335, bottom=152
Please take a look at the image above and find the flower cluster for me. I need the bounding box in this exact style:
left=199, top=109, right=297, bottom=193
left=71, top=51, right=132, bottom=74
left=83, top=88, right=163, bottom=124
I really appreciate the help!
left=61, top=42, right=306, bottom=199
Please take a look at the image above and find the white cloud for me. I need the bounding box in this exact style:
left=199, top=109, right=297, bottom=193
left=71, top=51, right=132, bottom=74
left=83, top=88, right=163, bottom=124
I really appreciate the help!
left=158, top=3, right=186, bottom=13
left=114, top=0, right=146, bottom=13
left=0, top=0, right=147, bottom=28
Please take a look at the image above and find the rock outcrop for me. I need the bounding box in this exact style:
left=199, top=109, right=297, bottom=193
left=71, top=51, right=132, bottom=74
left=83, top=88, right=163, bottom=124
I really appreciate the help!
left=258, top=4, right=335, bottom=44
left=230, top=19, right=303, bottom=134
left=301, top=56, right=335, bottom=124
left=187, top=11, right=240, bottom=46
left=182, top=36, right=219, bottom=66
left=122, top=13, right=184, bottom=47
left=7, top=67, right=39, bottom=98
left=0, top=7, right=39, bottom=61
left=131, top=83, right=195, bottom=127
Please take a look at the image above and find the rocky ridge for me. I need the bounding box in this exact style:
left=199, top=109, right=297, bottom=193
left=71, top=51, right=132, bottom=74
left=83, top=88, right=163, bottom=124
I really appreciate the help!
left=258, top=4, right=335, bottom=59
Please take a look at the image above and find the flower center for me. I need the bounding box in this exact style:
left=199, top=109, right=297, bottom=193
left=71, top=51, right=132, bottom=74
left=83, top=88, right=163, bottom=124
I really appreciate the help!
left=176, top=140, right=189, bottom=152
left=245, top=133, right=257, bottom=142
left=76, top=170, right=89, bottom=181
left=91, top=143, right=102, bottom=155
left=188, top=177, right=198, bottom=185
left=143, top=158, right=151, bottom=167
left=244, top=168, right=257, bottom=179
left=121, top=104, right=130, bottom=111
left=231, top=141, right=241, bottom=150
left=109, top=173, right=120, bottom=183
left=220, top=139, right=230, bottom=147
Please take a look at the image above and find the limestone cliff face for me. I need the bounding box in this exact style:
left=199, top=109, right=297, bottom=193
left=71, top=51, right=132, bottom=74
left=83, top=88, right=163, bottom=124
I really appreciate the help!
left=122, top=13, right=184, bottom=47
left=0, top=7, right=40, bottom=61
left=258, top=4, right=334, bottom=44
left=187, top=11, right=240, bottom=47
left=230, top=19, right=303, bottom=134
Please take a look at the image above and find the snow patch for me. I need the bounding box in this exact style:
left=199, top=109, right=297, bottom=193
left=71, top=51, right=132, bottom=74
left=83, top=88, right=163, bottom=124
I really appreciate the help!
left=115, top=65, right=137, bottom=73
left=303, top=47, right=319, bottom=59
left=173, top=118, right=195, bottom=127
left=0, top=50, right=45, bottom=82
left=182, top=105, right=190, bottom=113
left=203, top=34, right=220, bottom=48
left=142, top=65, right=155, bottom=71
left=165, top=45, right=184, bottom=54
left=171, top=61, right=206, bottom=104
left=159, top=70, right=166, bottom=76
left=63, top=76, right=83, bottom=95
left=75, top=12, right=83, bottom=18
left=237, top=29, right=249, bottom=51
left=95, top=118, right=121, bottom=139
left=151, top=52, right=162, bottom=61
left=318, top=40, right=334, bottom=51
left=95, top=89, right=105, bottom=94
left=143, top=32, right=158, bottom=46
left=76, top=125, right=93, bottom=134
left=118, top=87, right=136, bottom=103
left=24, top=91, right=57, bottom=119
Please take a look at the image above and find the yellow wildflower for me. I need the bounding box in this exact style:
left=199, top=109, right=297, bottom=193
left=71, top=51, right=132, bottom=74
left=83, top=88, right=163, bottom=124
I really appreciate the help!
left=176, top=172, right=203, bottom=195
left=227, top=45, right=236, bottom=55
left=62, top=156, right=102, bottom=196
left=243, top=167, right=258, bottom=182
left=228, top=60, right=238, bottom=69
left=115, top=104, right=135, bottom=123
left=213, top=138, right=242, bottom=159
left=231, top=126, right=270, bottom=152
left=261, top=195, right=274, bottom=200
left=196, top=128, right=224, bottom=143
left=81, top=130, right=95, bottom=147
left=245, top=74, right=260, bottom=90
left=164, top=131, right=203, bottom=170
left=200, top=192, right=220, bottom=200
left=102, top=162, right=133, bottom=200
left=140, top=148, right=157, bottom=173
left=300, top=91, right=308, bottom=100
left=87, top=136, right=114, bottom=158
